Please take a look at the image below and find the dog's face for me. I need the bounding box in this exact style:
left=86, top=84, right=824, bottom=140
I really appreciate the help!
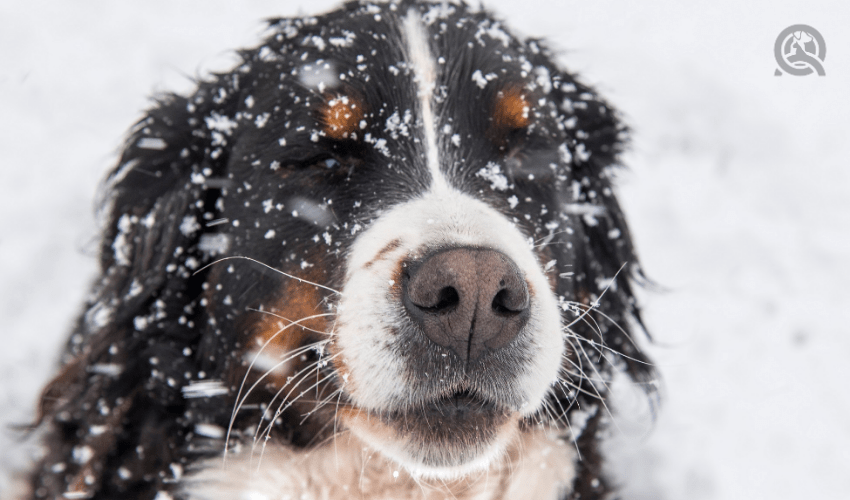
left=34, top=1, right=653, bottom=498
left=210, top=4, right=589, bottom=474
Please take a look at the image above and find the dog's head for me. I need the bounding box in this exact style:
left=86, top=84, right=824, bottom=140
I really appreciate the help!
left=35, top=1, right=654, bottom=496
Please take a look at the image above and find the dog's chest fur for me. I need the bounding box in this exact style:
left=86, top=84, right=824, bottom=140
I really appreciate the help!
left=185, top=430, right=575, bottom=500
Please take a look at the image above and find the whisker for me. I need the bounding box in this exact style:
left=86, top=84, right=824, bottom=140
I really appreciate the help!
left=554, top=367, right=605, bottom=401
left=331, top=383, right=345, bottom=469
left=252, top=352, right=343, bottom=469
left=301, top=419, right=349, bottom=454
left=302, top=375, right=351, bottom=421
left=532, top=229, right=574, bottom=249
left=252, top=363, right=324, bottom=470
left=194, top=255, right=342, bottom=295
left=563, top=261, right=628, bottom=331
left=296, top=375, right=342, bottom=424
left=567, top=312, right=608, bottom=363
left=224, top=313, right=334, bottom=462
left=562, top=328, right=653, bottom=367
left=246, top=308, right=336, bottom=337
left=550, top=391, right=584, bottom=460
left=233, top=339, right=329, bottom=431
left=562, top=300, right=650, bottom=358
left=568, top=336, right=619, bottom=427
left=557, top=366, right=610, bottom=386
left=558, top=335, right=616, bottom=402
left=256, top=372, right=339, bottom=472
left=253, top=357, right=328, bottom=444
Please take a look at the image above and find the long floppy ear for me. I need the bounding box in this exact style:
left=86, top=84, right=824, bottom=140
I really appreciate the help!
left=528, top=44, right=656, bottom=388
left=32, top=73, right=244, bottom=497
left=98, top=92, right=230, bottom=326
left=518, top=43, right=658, bottom=500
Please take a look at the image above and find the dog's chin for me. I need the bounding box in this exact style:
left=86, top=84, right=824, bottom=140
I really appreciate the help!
left=342, top=391, right=518, bottom=478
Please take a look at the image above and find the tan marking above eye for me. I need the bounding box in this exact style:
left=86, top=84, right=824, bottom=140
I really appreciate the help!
left=493, top=86, right=531, bottom=130
left=320, top=94, right=365, bottom=140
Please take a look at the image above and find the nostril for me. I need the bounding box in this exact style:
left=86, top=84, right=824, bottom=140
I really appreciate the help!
left=492, top=288, right=522, bottom=315
left=423, top=286, right=460, bottom=313
left=492, top=289, right=510, bottom=314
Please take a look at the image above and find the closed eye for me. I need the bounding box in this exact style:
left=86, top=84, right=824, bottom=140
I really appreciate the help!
left=301, top=153, right=363, bottom=182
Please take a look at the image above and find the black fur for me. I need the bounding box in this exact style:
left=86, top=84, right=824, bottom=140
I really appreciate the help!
left=30, top=1, right=654, bottom=498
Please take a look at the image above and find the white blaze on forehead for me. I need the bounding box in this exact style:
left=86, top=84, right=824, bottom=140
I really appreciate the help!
left=402, top=9, right=449, bottom=193
left=334, top=6, right=563, bottom=432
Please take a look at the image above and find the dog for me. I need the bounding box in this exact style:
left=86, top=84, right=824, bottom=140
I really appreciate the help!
left=29, top=1, right=655, bottom=498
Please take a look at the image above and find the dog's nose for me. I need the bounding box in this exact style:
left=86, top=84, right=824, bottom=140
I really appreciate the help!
left=403, top=248, right=530, bottom=362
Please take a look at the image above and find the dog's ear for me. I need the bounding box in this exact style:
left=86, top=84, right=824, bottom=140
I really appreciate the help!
left=59, top=71, right=250, bottom=392
left=99, top=86, right=239, bottom=318
left=32, top=76, right=245, bottom=496
left=530, top=47, right=655, bottom=387
left=50, top=78, right=246, bottom=374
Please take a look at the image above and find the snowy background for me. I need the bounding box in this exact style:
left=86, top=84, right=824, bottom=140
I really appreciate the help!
left=2, top=0, right=848, bottom=498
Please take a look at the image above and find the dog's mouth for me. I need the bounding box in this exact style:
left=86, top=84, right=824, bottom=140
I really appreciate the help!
left=388, top=388, right=507, bottom=427
left=345, top=387, right=514, bottom=470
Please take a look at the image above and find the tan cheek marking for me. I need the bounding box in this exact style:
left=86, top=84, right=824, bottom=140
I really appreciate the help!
left=320, top=94, right=365, bottom=140
left=244, top=269, right=331, bottom=385
left=493, top=86, right=531, bottom=130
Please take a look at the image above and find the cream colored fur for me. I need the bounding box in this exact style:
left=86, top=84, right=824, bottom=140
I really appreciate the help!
left=182, top=428, right=575, bottom=500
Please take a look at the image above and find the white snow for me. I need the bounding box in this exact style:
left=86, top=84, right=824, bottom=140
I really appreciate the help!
left=558, top=143, right=572, bottom=165
left=136, top=137, right=168, bottom=150
left=476, top=161, right=509, bottom=191
left=71, top=445, right=93, bottom=465
left=193, top=423, right=225, bottom=439
left=384, top=109, right=413, bottom=139
left=181, top=380, right=229, bottom=399
left=179, top=215, right=201, bottom=237
left=253, top=112, right=271, bottom=128
left=328, top=30, right=356, bottom=48
left=471, top=69, right=497, bottom=89
left=204, top=112, right=239, bottom=135
left=2, top=1, right=849, bottom=499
